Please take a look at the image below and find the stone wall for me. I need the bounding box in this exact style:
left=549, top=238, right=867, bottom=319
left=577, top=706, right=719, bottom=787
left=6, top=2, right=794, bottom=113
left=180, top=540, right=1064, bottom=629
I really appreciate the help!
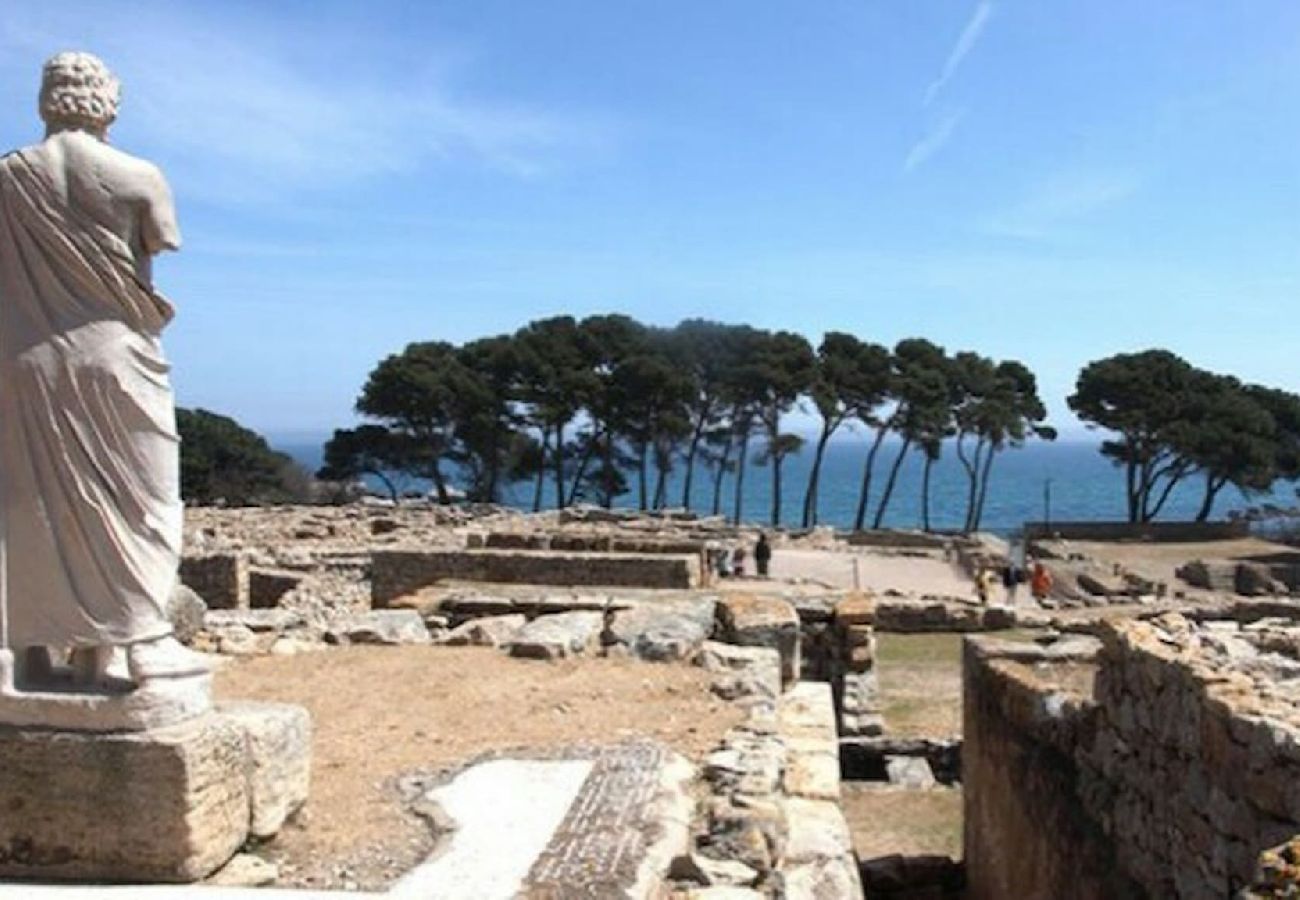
left=964, top=617, right=1300, bottom=899
left=180, top=553, right=248, bottom=610
left=1024, top=519, right=1250, bottom=543
left=372, top=549, right=701, bottom=606
left=480, top=531, right=709, bottom=557
left=841, top=530, right=950, bottom=550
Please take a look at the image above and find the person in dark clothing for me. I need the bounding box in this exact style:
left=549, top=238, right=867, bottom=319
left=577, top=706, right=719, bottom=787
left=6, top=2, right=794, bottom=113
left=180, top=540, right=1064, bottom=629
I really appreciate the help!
left=754, top=533, right=772, bottom=578
left=1002, top=563, right=1021, bottom=604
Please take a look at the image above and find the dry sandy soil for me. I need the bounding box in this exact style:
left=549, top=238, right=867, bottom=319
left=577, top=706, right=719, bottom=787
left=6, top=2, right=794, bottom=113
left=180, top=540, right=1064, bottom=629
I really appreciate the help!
left=747, top=548, right=974, bottom=596
left=1044, top=536, right=1297, bottom=592
left=214, top=646, right=743, bottom=890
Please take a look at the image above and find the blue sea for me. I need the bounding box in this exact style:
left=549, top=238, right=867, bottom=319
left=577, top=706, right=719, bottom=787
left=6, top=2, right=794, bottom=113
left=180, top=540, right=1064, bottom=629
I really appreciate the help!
left=275, top=434, right=1299, bottom=536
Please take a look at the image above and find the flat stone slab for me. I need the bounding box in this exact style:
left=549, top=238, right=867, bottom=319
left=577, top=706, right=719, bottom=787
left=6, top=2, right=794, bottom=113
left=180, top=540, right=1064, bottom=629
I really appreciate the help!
left=509, top=611, right=604, bottom=660
left=443, top=613, right=527, bottom=647
left=325, top=610, right=429, bottom=645
left=397, top=759, right=594, bottom=899
left=207, top=609, right=304, bottom=633
left=399, top=741, right=693, bottom=899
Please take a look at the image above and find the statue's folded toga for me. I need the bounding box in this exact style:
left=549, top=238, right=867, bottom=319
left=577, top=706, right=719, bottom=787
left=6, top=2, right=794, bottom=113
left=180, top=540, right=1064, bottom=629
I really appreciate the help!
left=0, top=133, right=181, bottom=650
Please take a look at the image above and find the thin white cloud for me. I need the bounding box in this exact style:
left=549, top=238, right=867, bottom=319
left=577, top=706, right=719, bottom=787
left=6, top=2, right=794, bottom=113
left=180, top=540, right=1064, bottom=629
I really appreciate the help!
left=0, top=4, right=613, bottom=206
left=982, top=170, right=1142, bottom=239
left=904, top=110, right=964, bottom=172
left=924, top=1, right=994, bottom=106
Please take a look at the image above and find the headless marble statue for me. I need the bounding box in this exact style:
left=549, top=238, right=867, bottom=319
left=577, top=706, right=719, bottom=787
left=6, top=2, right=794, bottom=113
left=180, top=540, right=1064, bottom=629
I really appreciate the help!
left=0, top=51, right=208, bottom=702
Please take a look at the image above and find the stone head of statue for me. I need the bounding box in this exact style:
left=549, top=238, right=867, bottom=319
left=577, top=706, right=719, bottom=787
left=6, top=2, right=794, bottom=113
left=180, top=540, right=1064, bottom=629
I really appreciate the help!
left=39, top=51, right=120, bottom=140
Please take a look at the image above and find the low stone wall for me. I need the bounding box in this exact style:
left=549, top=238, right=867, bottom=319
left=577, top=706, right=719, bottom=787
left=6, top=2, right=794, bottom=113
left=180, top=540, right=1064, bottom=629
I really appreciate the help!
left=372, top=549, right=701, bottom=606
left=1024, top=519, right=1250, bottom=543
left=480, top=531, right=709, bottom=557
left=875, top=600, right=1015, bottom=633
left=180, top=553, right=248, bottom=610
left=841, top=530, right=950, bottom=550
left=964, top=617, right=1300, bottom=898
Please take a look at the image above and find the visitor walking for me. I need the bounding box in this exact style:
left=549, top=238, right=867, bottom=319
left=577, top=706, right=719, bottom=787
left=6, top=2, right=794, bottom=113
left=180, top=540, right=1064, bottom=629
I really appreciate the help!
left=755, top=533, right=772, bottom=578
left=975, top=567, right=998, bottom=605
left=1002, top=563, right=1021, bottom=605
left=1030, top=561, right=1054, bottom=602
left=733, top=545, right=746, bottom=577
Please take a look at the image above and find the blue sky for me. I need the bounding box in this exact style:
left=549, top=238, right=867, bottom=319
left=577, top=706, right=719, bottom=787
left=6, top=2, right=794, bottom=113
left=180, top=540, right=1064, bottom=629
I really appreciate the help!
left=1, top=1, right=1297, bottom=441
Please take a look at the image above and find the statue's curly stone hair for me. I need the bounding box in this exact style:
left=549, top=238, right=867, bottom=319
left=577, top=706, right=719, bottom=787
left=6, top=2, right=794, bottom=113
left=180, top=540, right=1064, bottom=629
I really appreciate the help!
left=38, top=51, right=120, bottom=131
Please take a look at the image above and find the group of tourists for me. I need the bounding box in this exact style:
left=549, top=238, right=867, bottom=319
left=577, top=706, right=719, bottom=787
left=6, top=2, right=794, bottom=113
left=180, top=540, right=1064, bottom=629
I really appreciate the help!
left=711, top=533, right=772, bottom=579
left=975, top=558, right=1054, bottom=606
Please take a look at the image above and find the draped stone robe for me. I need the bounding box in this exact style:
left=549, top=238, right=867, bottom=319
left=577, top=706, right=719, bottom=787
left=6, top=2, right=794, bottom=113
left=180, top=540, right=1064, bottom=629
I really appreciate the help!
left=0, top=131, right=181, bottom=648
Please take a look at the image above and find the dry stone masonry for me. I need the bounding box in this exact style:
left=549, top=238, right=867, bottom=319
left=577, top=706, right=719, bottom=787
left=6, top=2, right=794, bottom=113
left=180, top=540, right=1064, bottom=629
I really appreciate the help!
left=964, top=614, right=1300, bottom=899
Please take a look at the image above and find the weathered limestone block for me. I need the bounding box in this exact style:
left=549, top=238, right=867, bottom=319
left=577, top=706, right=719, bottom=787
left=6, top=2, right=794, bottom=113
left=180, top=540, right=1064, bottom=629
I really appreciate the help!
left=717, top=594, right=801, bottom=687
left=886, top=755, right=937, bottom=788
left=444, top=613, right=527, bottom=647
left=181, top=552, right=249, bottom=610
left=326, top=610, right=430, bottom=645
left=1236, top=563, right=1284, bottom=597
left=0, top=715, right=250, bottom=882
left=509, top=611, right=604, bottom=660
left=206, top=608, right=304, bottom=634
left=781, top=797, right=863, bottom=899
left=220, top=701, right=311, bottom=838
left=166, top=582, right=208, bottom=644
left=605, top=600, right=714, bottom=661
left=697, top=642, right=783, bottom=705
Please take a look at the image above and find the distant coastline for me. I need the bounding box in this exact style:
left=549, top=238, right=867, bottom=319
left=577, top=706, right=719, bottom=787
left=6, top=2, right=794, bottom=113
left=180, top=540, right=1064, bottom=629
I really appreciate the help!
left=270, top=434, right=1298, bottom=535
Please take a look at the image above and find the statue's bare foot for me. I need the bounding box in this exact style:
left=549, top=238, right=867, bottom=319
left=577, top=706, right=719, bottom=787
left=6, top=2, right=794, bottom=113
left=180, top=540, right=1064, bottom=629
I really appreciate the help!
left=70, top=646, right=132, bottom=690
left=127, top=636, right=211, bottom=682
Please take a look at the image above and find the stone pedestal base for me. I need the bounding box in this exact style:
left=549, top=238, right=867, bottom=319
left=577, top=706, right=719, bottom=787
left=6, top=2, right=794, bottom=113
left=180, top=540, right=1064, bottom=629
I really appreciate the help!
left=0, top=703, right=311, bottom=883
left=0, top=648, right=212, bottom=731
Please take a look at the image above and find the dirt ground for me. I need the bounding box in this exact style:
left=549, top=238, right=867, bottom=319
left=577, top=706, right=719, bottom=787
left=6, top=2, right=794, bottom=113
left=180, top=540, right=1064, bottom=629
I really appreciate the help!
left=1044, top=536, right=1296, bottom=592
left=214, top=646, right=743, bottom=890
left=843, top=785, right=963, bottom=861
left=746, top=548, right=974, bottom=596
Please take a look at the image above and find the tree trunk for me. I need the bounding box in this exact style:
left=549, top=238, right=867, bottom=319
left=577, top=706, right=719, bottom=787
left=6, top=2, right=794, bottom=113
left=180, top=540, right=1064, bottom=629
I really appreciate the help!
left=873, top=437, right=912, bottom=529
left=972, top=446, right=997, bottom=531
left=1146, top=460, right=1191, bottom=522
left=956, top=434, right=984, bottom=533
left=802, top=426, right=833, bottom=528
left=601, top=430, right=615, bottom=509
left=375, top=470, right=400, bottom=504
left=853, top=426, right=889, bottom=531
left=771, top=452, right=783, bottom=527
left=566, top=430, right=599, bottom=506
left=733, top=431, right=751, bottom=525
left=532, top=427, right=549, bottom=512
left=637, top=442, right=649, bottom=510
left=711, top=433, right=734, bottom=517
left=554, top=422, right=566, bottom=510
left=681, top=417, right=707, bottom=510
left=921, top=454, right=934, bottom=532
left=429, top=461, right=450, bottom=505
left=1196, top=473, right=1226, bottom=522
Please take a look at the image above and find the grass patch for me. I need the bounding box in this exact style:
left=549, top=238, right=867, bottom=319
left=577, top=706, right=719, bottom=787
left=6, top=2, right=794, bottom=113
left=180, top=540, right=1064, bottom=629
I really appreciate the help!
left=843, top=785, right=963, bottom=860
left=875, top=630, right=1042, bottom=737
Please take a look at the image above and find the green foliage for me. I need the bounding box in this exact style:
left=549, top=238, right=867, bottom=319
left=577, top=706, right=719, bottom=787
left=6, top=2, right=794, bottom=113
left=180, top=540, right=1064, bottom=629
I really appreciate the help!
left=335, top=315, right=1059, bottom=527
left=1070, top=350, right=1300, bottom=522
left=178, top=408, right=308, bottom=506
